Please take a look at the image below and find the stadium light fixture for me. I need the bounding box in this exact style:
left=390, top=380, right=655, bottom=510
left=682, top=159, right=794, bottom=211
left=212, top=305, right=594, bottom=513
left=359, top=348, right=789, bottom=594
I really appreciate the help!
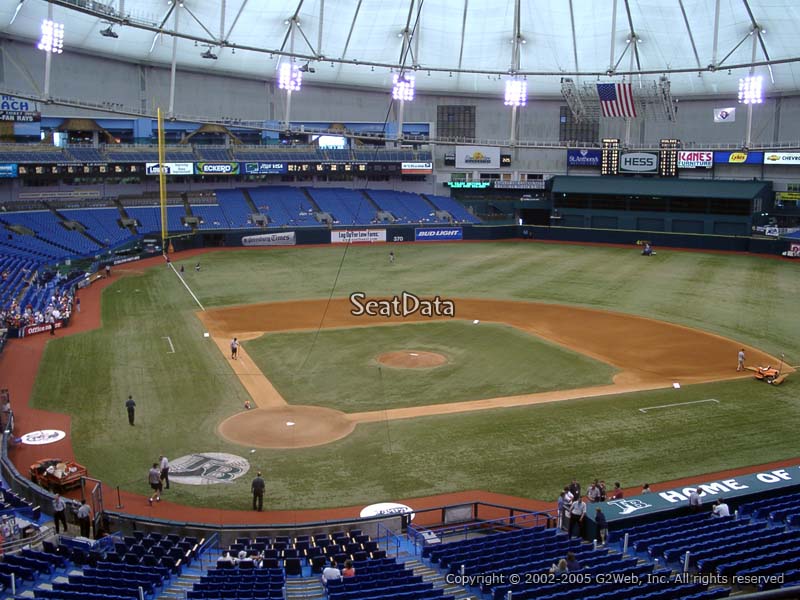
left=201, top=46, right=218, bottom=60
left=38, top=19, right=64, bottom=54
left=392, top=73, right=415, bottom=102
left=738, top=75, right=763, bottom=104
left=279, top=62, right=302, bottom=92
left=504, top=78, right=527, bottom=107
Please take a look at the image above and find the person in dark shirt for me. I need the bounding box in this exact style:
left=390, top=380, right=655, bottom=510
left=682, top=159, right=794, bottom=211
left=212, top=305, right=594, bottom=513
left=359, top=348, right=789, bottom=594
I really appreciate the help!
left=125, top=395, right=136, bottom=426
left=565, top=552, right=581, bottom=571
left=251, top=471, right=265, bottom=511
left=595, top=507, right=608, bottom=545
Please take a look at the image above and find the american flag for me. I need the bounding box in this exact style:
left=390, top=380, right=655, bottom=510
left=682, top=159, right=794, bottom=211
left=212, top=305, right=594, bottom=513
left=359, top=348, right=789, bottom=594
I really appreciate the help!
left=597, top=83, right=637, bottom=118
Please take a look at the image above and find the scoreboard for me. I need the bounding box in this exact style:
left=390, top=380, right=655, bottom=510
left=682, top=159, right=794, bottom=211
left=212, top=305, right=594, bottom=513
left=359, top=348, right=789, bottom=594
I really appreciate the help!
left=659, top=139, right=679, bottom=177
left=601, top=139, right=620, bottom=176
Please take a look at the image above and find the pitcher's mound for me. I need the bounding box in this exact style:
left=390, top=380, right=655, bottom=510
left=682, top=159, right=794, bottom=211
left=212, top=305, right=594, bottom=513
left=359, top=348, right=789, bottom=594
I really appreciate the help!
left=218, top=405, right=355, bottom=449
left=377, top=351, right=448, bottom=369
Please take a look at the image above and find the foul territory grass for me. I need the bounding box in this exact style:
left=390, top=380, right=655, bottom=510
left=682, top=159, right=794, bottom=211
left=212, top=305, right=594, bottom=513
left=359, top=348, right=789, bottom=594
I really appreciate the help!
left=28, top=242, right=800, bottom=510
left=243, top=321, right=616, bottom=412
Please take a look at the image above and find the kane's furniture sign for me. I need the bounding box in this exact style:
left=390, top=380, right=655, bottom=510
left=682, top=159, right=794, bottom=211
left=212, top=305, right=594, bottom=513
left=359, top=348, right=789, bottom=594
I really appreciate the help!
left=677, top=151, right=713, bottom=169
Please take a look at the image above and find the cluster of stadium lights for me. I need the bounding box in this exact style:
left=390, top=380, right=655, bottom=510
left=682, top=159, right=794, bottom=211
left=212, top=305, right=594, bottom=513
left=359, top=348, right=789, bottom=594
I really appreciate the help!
left=392, top=73, right=415, bottom=102
left=38, top=19, right=64, bottom=54
left=504, top=79, right=528, bottom=107
left=738, top=75, right=763, bottom=104
left=278, top=62, right=302, bottom=92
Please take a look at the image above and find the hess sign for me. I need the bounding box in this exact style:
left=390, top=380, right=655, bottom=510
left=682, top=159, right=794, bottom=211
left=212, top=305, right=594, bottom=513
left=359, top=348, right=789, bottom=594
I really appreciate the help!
left=620, top=152, right=658, bottom=173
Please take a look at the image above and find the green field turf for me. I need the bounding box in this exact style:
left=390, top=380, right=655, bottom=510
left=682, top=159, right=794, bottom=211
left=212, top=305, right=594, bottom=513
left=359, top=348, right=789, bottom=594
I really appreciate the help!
left=243, top=321, right=616, bottom=412
left=28, top=242, right=800, bottom=510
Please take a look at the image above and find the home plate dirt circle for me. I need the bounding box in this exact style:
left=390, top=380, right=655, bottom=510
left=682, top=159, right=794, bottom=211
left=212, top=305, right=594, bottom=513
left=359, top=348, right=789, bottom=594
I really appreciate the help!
left=218, top=405, right=355, bottom=449
left=377, top=351, right=448, bottom=369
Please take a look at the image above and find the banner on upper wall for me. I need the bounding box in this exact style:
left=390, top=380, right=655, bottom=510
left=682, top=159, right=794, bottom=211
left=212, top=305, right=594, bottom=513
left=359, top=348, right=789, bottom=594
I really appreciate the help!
left=455, top=146, right=501, bottom=169
left=567, top=149, right=602, bottom=167
left=0, top=95, right=41, bottom=122
left=415, top=227, right=463, bottom=241
left=619, top=152, right=658, bottom=173
left=242, top=231, right=296, bottom=246
left=243, top=162, right=287, bottom=175
left=196, top=162, right=240, bottom=175
left=763, top=152, right=800, bottom=166
left=401, top=162, right=433, bottom=174
left=145, top=162, right=193, bottom=176
left=331, top=229, right=387, bottom=243
left=713, top=107, right=736, bottom=123
left=713, top=151, right=764, bottom=165
left=677, top=151, right=713, bottom=169
left=0, top=163, right=18, bottom=178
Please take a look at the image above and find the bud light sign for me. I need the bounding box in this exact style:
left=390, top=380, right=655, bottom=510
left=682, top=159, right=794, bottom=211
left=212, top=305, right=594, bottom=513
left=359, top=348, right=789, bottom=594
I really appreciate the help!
left=567, top=149, right=601, bottom=167
left=415, top=227, right=463, bottom=241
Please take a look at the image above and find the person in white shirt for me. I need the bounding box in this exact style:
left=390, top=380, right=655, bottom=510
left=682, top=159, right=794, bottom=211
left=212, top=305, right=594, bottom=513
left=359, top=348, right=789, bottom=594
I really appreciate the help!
left=159, top=455, right=170, bottom=490
left=322, top=560, right=341, bottom=584
left=688, top=488, right=702, bottom=513
left=712, top=499, right=730, bottom=518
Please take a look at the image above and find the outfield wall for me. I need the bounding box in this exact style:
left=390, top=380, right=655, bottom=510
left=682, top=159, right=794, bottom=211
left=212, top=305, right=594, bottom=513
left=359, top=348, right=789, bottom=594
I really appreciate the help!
left=178, top=224, right=790, bottom=255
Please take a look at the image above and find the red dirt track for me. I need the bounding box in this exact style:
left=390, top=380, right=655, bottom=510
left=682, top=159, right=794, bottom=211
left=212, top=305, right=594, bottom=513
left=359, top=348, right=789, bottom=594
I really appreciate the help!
left=2, top=246, right=798, bottom=526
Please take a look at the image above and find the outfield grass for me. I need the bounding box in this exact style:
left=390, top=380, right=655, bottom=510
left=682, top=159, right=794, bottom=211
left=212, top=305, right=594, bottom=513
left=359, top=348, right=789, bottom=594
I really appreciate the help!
left=29, top=242, right=800, bottom=510
left=243, top=321, right=616, bottom=412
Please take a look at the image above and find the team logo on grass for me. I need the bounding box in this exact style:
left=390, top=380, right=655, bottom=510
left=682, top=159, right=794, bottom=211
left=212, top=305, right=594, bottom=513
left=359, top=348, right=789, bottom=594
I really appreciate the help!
left=169, top=452, right=250, bottom=485
left=349, top=291, right=455, bottom=318
left=608, top=498, right=652, bottom=515
left=20, top=430, right=66, bottom=445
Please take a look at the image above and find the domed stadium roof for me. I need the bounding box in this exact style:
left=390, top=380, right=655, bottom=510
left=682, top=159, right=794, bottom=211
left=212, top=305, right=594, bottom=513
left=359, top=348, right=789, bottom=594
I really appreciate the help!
left=2, top=0, right=799, bottom=99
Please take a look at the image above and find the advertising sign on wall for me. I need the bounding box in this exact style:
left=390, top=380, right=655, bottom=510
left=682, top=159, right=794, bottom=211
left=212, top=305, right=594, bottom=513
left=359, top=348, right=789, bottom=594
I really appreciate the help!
left=713, top=151, right=764, bottom=165
left=241, top=231, right=296, bottom=246
left=400, top=162, right=433, bottom=174
left=145, top=162, right=193, bottom=176
left=677, top=151, right=713, bottom=169
left=619, top=152, right=658, bottom=173
left=455, top=146, right=501, bottom=169
left=0, top=163, right=18, bottom=178
left=196, top=162, right=240, bottom=175
left=567, top=149, right=602, bottom=167
left=0, top=95, right=41, bottom=122
left=243, top=162, right=287, bottom=174
left=415, top=227, right=463, bottom=241
left=331, top=229, right=387, bottom=243
left=763, top=152, right=800, bottom=166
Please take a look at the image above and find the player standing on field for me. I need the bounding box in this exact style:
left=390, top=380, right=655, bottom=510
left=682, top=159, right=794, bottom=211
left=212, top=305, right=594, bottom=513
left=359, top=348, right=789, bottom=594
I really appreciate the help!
left=231, top=337, right=239, bottom=360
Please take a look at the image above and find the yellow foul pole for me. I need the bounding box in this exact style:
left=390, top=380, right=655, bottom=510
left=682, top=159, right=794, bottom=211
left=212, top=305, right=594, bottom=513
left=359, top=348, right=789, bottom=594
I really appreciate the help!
left=157, top=107, right=168, bottom=254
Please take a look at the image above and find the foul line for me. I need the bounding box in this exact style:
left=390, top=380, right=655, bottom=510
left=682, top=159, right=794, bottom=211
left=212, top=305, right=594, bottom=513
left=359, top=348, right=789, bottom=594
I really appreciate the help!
left=162, top=336, right=175, bottom=354
left=168, top=262, right=205, bottom=311
left=639, top=398, right=719, bottom=413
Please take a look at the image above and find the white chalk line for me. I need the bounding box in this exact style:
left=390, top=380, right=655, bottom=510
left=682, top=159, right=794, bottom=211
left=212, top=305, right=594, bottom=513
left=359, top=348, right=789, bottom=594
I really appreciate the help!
left=162, top=336, right=175, bottom=354
left=168, top=261, right=205, bottom=311
left=639, top=398, right=719, bottom=413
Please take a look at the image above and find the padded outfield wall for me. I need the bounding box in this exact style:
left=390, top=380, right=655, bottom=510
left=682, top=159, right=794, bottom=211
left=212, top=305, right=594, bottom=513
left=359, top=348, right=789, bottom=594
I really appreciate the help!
left=173, top=224, right=789, bottom=255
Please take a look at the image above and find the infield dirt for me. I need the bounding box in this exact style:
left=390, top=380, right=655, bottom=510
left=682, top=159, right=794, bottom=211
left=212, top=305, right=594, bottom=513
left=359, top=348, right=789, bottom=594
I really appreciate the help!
left=198, top=297, right=786, bottom=448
